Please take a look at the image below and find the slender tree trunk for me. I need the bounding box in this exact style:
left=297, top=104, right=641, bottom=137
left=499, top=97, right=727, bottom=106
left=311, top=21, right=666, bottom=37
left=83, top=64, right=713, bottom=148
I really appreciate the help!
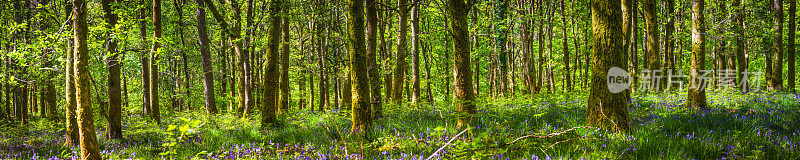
left=367, top=0, right=383, bottom=118
left=73, top=0, right=102, bottom=157
left=261, top=0, right=281, bottom=128
left=537, top=0, right=544, bottom=93
left=772, top=0, right=784, bottom=91
left=411, top=1, right=421, bottom=104
left=64, top=36, right=79, bottom=146
left=316, top=0, right=328, bottom=112
left=561, top=0, right=571, bottom=92
left=587, top=0, right=630, bottom=132
left=195, top=0, right=217, bottom=114
left=687, top=0, right=708, bottom=109
left=103, top=0, right=123, bottom=139
left=392, top=0, right=410, bottom=103
left=789, top=0, right=796, bottom=92
left=496, top=0, right=508, bottom=96
left=140, top=0, right=150, bottom=116
left=666, top=0, right=676, bottom=91
left=149, top=0, right=162, bottom=124
left=279, top=7, right=291, bottom=113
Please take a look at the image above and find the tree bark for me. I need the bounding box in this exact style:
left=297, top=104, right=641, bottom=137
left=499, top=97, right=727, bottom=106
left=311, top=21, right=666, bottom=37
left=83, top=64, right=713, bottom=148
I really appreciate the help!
left=367, top=0, right=383, bottom=118
left=666, top=0, right=676, bottom=91
left=140, top=0, right=150, bottom=116
left=195, top=0, right=217, bottom=114
left=447, top=0, right=475, bottom=129
left=772, top=0, right=784, bottom=91
left=411, top=1, right=421, bottom=104
left=348, top=0, right=371, bottom=137
left=643, top=0, right=662, bottom=92
left=280, top=7, right=291, bottom=113
left=149, top=0, right=162, bottom=124
left=789, top=0, right=796, bottom=92
left=103, top=0, right=123, bottom=139
left=73, top=0, right=102, bottom=157
left=392, top=0, right=410, bottom=103
left=561, top=0, right=571, bottom=92
left=687, top=0, right=708, bottom=109
left=586, top=0, right=630, bottom=132
left=262, top=0, right=281, bottom=128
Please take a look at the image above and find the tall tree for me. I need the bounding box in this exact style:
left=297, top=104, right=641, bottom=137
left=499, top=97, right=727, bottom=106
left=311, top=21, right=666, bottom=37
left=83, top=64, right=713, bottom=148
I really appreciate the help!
left=316, top=0, right=328, bottom=112
left=195, top=0, right=217, bottom=114
left=149, top=0, right=162, bottom=124
left=643, top=0, right=662, bottom=92
left=586, top=0, right=630, bottom=132
left=63, top=1, right=79, bottom=146
left=367, top=0, right=382, bottom=118
left=561, top=0, right=571, bottom=91
left=103, top=0, right=123, bottom=139
left=789, top=0, right=796, bottom=92
left=262, top=0, right=282, bottom=128
left=201, top=0, right=250, bottom=116
left=140, top=0, right=151, bottom=116
left=392, top=0, right=411, bottom=103
left=348, top=0, right=372, bottom=139
left=734, top=0, right=747, bottom=91
left=447, top=0, right=475, bottom=129
left=496, top=0, right=508, bottom=95
left=279, top=4, right=291, bottom=113
left=411, top=0, right=421, bottom=104
left=73, top=0, right=102, bottom=157
left=772, top=0, right=784, bottom=90
left=666, top=0, right=676, bottom=91
left=687, top=0, right=708, bottom=109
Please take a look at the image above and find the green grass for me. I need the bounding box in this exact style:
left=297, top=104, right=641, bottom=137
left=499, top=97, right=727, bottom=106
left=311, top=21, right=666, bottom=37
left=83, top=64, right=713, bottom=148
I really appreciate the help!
left=1, top=91, right=800, bottom=159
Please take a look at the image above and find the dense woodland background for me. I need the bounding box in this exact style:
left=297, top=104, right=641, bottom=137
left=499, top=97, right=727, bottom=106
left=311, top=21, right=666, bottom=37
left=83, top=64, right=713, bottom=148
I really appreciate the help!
left=1, top=0, right=800, bottom=159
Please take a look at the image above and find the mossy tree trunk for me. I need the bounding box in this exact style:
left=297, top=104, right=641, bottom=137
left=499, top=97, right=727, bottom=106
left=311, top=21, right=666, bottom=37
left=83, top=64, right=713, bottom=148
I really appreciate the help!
left=447, top=0, right=476, bottom=129
left=262, top=0, right=282, bottom=128
left=73, top=0, right=102, bottom=158
left=195, top=0, right=217, bottom=114
left=586, top=0, right=630, bottom=132
left=103, top=0, right=123, bottom=139
left=687, top=0, right=708, bottom=109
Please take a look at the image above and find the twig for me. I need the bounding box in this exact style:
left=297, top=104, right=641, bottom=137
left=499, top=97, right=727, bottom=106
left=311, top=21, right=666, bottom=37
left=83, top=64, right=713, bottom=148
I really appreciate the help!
left=506, top=126, right=588, bottom=145
left=425, top=127, right=468, bottom=160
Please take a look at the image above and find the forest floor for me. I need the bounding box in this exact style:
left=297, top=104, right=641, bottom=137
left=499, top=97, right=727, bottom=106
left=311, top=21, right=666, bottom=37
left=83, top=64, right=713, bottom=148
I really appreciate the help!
left=2, top=91, right=800, bottom=159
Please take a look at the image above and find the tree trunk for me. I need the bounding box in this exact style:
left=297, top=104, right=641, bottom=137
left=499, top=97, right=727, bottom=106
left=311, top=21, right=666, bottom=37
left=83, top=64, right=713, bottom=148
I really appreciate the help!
left=367, top=0, right=383, bottom=118
left=561, top=0, right=571, bottom=92
left=392, top=0, right=410, bottom=104
left=666, top=0, right=676, bottom=91
left=261, top=0, right=281, bottom=128
left=447, top=0, right=475, bottom=129
left=316, top=0, right=328, bottom=112
left=411, top=1, right=421, bottom=104
left=140, top=0, right=150, bottom=116
left=195, top=0, right=217, bottom=114
left=280, top=9, right=291, bottom=114
left=772, top=0, right=784, bottom=91
left=790, top=0, right=796, bottom=92
left=496, top=0, right=508, bottom=96
left=65, top=38, right=79, bottom=145
left=73, top=0, right=102, bottom=157
left=687, top=0, right=708, bottom=109
left=586, top=0, right=630, bottom=132
left=644, top=0, right=662, bottom=92
left=103, top=0, right=123, bottom=139
left=149, top=0, right=162, bottom=124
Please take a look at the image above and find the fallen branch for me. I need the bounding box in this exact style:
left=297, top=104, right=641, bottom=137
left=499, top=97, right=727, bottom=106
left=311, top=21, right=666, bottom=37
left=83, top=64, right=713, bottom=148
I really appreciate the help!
left=425, top=127, right=469, bottom=160
left=506, top=126, right=589, bottom=146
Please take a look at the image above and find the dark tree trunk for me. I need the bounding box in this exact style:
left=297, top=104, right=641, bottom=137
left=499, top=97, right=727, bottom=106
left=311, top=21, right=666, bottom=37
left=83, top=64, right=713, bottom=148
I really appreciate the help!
left=280, top=9, right=291, bottom=113
left=789, top=0, right=796, bottom=92
left=411, top=1, right=421, bottom=104
left=103, top=0, right=123, bottom=139
left=195, top=0, right=217, bottom=114
left=367, top=0, right=383, bottom=118
left=772, top=0, right=784, bottom=90
left=392, top=0, right=410, bottom=103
